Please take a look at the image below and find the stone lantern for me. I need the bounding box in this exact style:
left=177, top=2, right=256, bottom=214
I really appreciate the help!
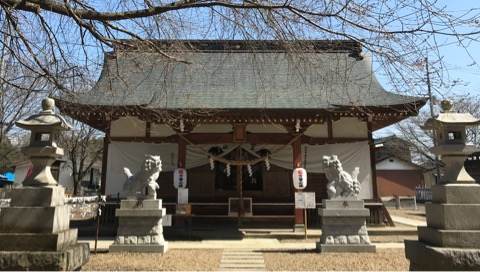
left=0, top=97, right=89, bottom=271
left=15, top=97, right=71, bottom=186
left=422, top=100, right=480, bottom=183
left=405, top=100, right=480, bottom=270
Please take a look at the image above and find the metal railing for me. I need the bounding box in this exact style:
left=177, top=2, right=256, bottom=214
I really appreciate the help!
left=416, top=186, right=432, bottom=202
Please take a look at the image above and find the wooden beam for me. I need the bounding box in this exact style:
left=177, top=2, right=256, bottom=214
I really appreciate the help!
left=177, top=136, right=186, bottom=168
left=108, top=133, right=368, bottom=145
left=233, top=124, right=247, bottom=143
left=327, top=117, right=333, bottom=139
left=145, top=121, right=151, bottom=138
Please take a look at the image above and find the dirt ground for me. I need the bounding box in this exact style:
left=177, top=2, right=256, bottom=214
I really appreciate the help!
left=263, top=249, right=409, bottom=271
left=83, top=249, right=223, bottom=271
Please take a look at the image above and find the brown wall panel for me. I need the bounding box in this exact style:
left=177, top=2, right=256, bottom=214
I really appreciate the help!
left=377, top=170, right=424, bottom=197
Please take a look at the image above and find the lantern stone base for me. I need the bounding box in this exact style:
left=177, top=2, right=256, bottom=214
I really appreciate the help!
left=316, top=199, right=376, bottom=253
left=0, top=186, right=89, bottom=270
left=405, top=184, right=480, bottom=270
left=0, top=243, right=90, bottom=271
left=405, top=240, right=480, bottom=271
left=110, top=199, right=168, bottom=253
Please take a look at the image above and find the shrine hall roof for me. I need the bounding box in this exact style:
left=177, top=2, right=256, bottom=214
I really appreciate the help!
left=61, top=40, right=426, bottom=110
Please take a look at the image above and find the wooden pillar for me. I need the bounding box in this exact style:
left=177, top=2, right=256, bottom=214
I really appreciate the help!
left=292, top=136, right=304, bottom=230
left=236, top=148, right=244, bottom=225
left=367, top=120, right=379, bottom=199
left=177, top=136, right=186, bottom=168
left=100, top=126, right=110, bottom=195
left=327, top=117, right=333, bottom=139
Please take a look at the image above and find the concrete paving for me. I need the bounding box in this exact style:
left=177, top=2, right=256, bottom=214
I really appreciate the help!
left=390, top=215, right=426, bottom=227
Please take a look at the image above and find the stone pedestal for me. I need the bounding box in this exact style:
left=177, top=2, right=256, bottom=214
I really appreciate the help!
left=405, top=183, right=480, bottom=270
left=0, top=186, right=89, bottom=271
left=110, top=199, right=168, bottom=253
left=317, top=199, right=376, bottom=252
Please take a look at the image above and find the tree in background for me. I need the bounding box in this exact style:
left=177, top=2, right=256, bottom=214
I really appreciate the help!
left=396, top=95, right=480, bottom=164
left=58, top=119, right=103, bottom=195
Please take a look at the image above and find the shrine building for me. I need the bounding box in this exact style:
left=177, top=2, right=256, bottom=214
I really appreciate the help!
left=55, top=40, right=426, bottom=225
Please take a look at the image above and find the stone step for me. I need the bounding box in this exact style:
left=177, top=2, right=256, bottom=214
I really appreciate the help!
left=222, top=254, right=263, bottom=256
left=220, top=265, right=266, bottom=269
left=219, top=249, right=266, bottom=272
left=221, top=260, right=265, bottom=264
left=219, top=267, right=265, bottom=270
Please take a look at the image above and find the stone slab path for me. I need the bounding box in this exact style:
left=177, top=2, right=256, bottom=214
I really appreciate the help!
left=390, top=215, right=426, bottom=227
left=218, top=249, right=266, bottom=271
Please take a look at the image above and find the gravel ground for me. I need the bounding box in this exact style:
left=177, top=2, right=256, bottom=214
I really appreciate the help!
left=83, top=249, right=223, bottom=271
left=263, top=249, right=409, bottom=271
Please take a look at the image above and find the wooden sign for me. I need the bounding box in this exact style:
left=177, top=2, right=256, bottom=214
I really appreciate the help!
left=178, top=188, right=189, bottom=204
left=295, top=192, right=316, bottom=209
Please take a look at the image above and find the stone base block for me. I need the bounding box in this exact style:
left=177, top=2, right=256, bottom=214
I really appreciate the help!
left=8, top=186, right=65, bottom=207
left=120, top=199, right=162, bottom=209
left=319, top=209, right=370, bottom=217
left=426, top=203, right=480, bottom=230
left=0, top=229, right=78, bottom=251
left=112, top=199, right=168, bottom=253
left=323, top=199, right=365, bottom=209
left=117, top=218, right=163, bottom=236
left=0, top=242, right=89, bottom=271
left=0, top=205, right=70, bottom=233
left=316, top=243, right=376, bottom=253
left=419, top=227, right=480, bottom=248
left=432, top=184, right=480, bottom=204
left=109, top=242, right=168, bottom=253
left=116, top=208, right=165, bottom=217
left=318, top=199, right=375, bottom=253
left=405, top=240, right=480, bottom=271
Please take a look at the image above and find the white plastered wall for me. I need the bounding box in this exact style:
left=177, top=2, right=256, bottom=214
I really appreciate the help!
left=110, top=116, right=146, bottom=137
left=333, top=117, right=368, bottom=138
left=150, top=124, right=176, bottom=137
left=377, top=157, right=419, bottom=170
left=304, top=123, right=328, bottom=137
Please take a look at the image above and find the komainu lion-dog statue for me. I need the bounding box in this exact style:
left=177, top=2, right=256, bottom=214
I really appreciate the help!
left=122, top=155, right=162, bottom=199
left=322, top=155, right=360, bottom=199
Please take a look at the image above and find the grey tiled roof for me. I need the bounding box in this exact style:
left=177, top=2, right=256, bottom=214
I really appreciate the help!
left=68, top=43, right=424, bottom=109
